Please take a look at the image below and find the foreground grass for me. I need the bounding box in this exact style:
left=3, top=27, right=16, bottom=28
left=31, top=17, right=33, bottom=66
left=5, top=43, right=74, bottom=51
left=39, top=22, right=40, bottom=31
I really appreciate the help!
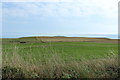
left=2, top=38, right=119, bottom=78
left=2, top=51, right=118, bottom=78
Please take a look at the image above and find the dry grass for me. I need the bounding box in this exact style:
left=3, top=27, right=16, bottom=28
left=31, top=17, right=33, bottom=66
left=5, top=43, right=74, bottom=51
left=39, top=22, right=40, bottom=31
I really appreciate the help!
left=2, top=46, right=118, bottom=78
left=36, top=36, right=118, bottom=43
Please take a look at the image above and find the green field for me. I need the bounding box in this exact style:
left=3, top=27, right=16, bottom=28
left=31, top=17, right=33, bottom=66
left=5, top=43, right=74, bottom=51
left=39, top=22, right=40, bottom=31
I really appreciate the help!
left=2, top=37, right=119, bottom=78
left=2, top=40, right=118, bottom=61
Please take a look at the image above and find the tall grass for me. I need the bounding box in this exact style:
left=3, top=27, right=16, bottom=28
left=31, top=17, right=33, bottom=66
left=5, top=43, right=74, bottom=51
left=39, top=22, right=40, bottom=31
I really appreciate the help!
left=2, top=45, right=119, bottom=78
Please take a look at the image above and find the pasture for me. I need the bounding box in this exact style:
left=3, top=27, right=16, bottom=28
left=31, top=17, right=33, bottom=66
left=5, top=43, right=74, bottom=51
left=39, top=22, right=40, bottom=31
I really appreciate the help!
left=1, top=37, right=119, bottom=78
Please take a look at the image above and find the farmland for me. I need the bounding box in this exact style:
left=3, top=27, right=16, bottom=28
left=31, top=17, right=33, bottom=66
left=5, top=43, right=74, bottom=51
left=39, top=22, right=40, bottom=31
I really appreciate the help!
left=1, top=37, right=119, bottom=78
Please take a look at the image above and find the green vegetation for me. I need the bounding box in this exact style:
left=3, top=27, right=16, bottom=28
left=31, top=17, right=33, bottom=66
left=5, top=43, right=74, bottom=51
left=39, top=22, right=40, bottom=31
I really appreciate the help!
left=2, top=37, right=119, bottom=78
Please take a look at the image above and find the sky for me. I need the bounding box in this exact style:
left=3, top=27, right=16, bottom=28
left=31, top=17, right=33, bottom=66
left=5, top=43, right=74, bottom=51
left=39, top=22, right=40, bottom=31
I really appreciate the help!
left=1, top=0, right=119, bottom=38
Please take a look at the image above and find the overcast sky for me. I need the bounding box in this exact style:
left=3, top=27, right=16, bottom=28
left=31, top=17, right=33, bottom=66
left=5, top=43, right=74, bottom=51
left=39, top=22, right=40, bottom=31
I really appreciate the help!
left=1, top=0, right=119, bottom=38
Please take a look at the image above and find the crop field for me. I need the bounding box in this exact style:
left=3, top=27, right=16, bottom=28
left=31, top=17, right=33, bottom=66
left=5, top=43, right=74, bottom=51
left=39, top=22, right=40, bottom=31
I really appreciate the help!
left=1, top=37, right=119, bottom=78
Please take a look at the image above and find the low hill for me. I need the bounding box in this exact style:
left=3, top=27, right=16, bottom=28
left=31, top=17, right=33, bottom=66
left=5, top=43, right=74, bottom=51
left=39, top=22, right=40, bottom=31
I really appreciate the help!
left=2, top=36, right=118, bottom=43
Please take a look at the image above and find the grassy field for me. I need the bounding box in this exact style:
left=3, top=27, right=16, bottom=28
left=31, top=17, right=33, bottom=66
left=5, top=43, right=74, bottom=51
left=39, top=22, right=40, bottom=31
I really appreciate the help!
left=2, top=37, right=119, bottom=78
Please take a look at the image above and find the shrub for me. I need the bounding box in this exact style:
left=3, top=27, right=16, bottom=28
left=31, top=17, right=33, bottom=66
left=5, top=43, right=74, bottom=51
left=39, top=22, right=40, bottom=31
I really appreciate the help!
left=2, top=66, right=25, bottom=79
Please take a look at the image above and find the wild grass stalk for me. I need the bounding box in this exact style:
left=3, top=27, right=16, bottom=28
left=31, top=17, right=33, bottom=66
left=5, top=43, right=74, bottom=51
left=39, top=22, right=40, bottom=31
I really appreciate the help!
left=2, top=45, right=119, bottom=78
